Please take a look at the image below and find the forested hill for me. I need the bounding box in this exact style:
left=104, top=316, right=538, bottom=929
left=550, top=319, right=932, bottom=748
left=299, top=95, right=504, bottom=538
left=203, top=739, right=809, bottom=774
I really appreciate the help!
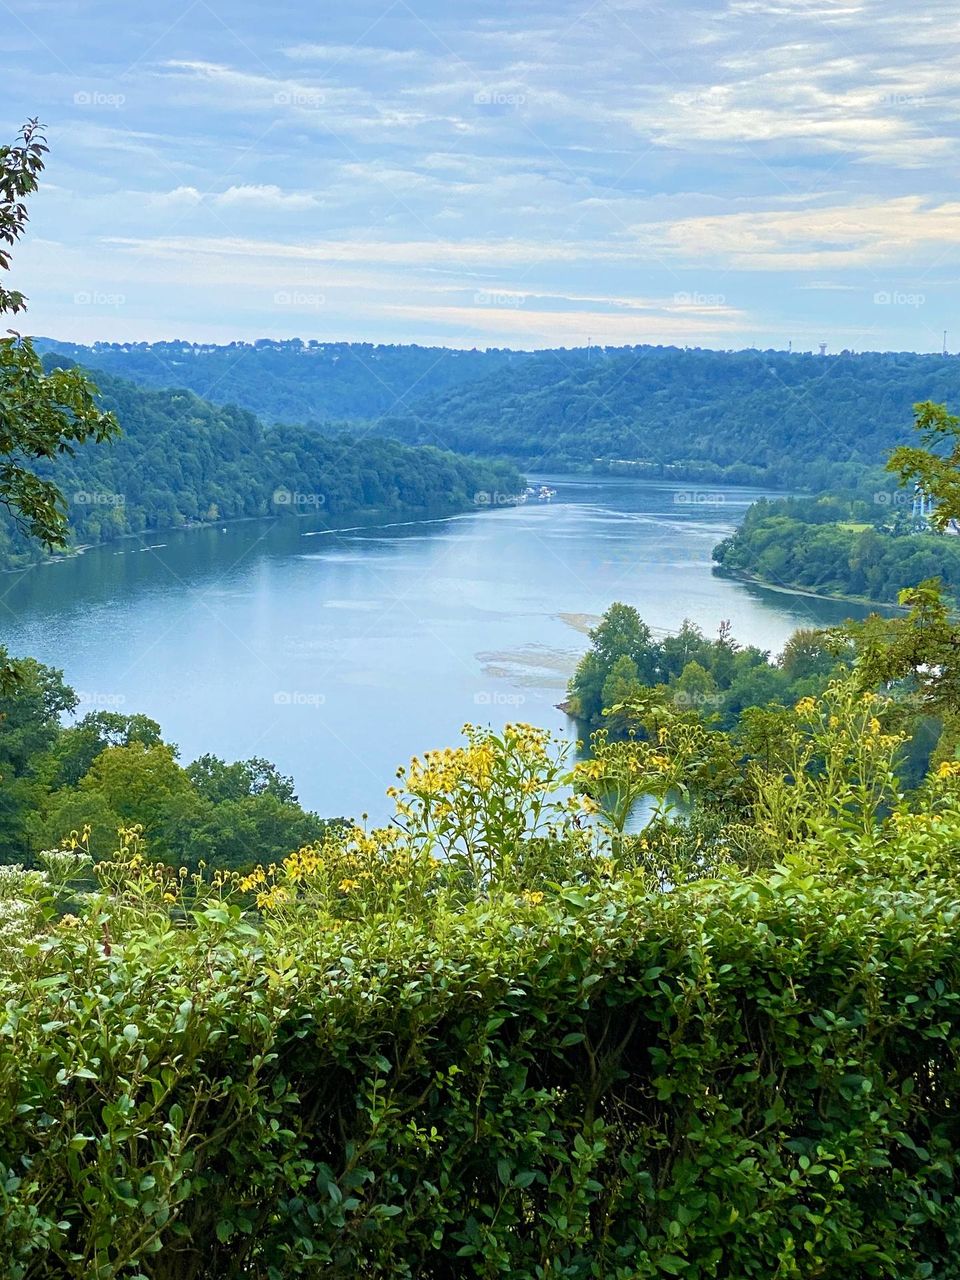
left=0, top=367, right=523, bottom=570
left=40, top=340, right=960, bottom=489
left=35, top=338, right=530, bottom=425
left=380, top=347, right=960, bottom=486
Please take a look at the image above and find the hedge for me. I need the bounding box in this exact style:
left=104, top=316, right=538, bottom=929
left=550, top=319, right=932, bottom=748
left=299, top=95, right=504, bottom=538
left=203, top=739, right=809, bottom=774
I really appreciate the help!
left=2, top=862, right=959, bottom=1279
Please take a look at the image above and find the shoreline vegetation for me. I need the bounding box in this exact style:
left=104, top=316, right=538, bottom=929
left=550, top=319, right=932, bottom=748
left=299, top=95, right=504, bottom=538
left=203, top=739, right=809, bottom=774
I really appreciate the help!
left=0, top=495, right=523, bottom=576
left=0, top=363, right=525, bottom=573
left=712, top=488, right=960, bottom=610
left=712, top=564, right=907, bottom=611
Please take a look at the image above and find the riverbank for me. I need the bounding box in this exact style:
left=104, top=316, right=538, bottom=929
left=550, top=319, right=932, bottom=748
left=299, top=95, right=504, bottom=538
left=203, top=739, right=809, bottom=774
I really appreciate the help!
left=1, top=476, right=871, bottom=821
left=1, top=492, right=524, bottom=576
left=714, top=565, right=906, bottom=612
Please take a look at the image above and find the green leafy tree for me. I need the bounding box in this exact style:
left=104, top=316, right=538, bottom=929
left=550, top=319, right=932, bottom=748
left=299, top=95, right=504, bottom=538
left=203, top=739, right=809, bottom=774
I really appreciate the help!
left=0, top=120, right=117, bottom=548
left=0, top=658, right=75, bottom=856
left=673, top=659, right=719, bottom=711
left=186, top=754, right=298, bottom=806
left=836, top=404, right=960, bottom=753
left=887, top=401, right=960, bottom=530
left=0, top=120, right=117, bottom=690
left=568, top=604, right=659, bottom=723
left=50, top=711, right=164, bottom=789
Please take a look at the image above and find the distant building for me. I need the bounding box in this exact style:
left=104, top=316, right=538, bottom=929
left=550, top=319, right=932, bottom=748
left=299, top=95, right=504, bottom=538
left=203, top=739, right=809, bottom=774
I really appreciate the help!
left=912, top=486, right=935, bottom=525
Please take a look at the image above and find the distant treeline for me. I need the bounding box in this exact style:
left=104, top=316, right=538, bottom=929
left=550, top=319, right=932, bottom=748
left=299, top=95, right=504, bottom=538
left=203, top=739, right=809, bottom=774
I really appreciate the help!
left=36, top=338, right=526, bottom=424
left=0, top=364, right=524, bottom=570
left=383, top=347, right=960, bottom=485
left=41, top=339, right=960, bottom=488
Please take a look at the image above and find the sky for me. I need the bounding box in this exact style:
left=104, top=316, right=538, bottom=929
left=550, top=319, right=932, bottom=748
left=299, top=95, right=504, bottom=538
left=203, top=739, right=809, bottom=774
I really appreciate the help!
left=4, top=0, right=959, bottom=351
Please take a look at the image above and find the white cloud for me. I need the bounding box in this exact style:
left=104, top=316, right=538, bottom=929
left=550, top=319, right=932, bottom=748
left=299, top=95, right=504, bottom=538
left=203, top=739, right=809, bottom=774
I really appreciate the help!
left=379, top=302, right=745, bottom=346
left=214, top=185, right=317, bottom=210
left=640, top=197, right=960, bottom=269
left=282, top=43, right=427, bottom=66
left=103, top=233, right=614, bottom=269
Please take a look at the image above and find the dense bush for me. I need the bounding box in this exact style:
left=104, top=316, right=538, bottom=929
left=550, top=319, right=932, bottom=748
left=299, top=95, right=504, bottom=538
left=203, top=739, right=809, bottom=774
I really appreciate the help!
left=3, top=695, right=960, bottom=1278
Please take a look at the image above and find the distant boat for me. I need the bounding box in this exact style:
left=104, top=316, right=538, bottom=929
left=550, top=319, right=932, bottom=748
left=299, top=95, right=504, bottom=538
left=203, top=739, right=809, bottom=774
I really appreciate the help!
left=538, top=485, right=557, bottom=500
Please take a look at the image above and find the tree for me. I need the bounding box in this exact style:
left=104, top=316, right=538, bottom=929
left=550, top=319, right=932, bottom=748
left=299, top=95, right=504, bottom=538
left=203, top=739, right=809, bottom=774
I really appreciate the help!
left=50, top=711, right=164, bottom=789
left=834, top=404, right=960, bottom=730
left=673, top=660, right=719, bottom=712
left=0, top=120, right=118, bottom=689
left=887, top=401, right=960, bottom=530
left=599, top=655, right=643, bottom=733
left=186, top=754, right=299, bottom=806
left=79, top=742, right=193, bottom=834
left=568, top=604, right=660, bottom=724
left=0, top=121, right=118, bottom=546
left=0, top=657, right=75, bottom=856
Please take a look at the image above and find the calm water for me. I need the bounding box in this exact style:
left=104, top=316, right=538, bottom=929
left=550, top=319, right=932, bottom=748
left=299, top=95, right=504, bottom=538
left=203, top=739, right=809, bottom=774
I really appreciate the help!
left=0, top=477, right=868, bottom=821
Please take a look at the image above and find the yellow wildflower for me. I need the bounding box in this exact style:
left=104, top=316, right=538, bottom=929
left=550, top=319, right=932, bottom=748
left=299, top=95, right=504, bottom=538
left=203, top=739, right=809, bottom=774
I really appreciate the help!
left=256, top=886, right=289, bottom=909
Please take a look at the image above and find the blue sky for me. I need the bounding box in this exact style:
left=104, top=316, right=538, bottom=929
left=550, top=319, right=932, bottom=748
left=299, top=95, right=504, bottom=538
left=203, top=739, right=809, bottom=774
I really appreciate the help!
left=5, top=0, right=958, bottom=350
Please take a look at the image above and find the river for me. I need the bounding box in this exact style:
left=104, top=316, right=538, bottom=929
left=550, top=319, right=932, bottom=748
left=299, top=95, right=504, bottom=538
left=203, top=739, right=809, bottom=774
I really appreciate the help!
left=0, top=476, right=869, bottom=821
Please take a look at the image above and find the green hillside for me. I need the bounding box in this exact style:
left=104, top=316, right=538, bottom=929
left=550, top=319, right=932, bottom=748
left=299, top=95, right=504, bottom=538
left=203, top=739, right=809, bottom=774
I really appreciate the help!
left=0, top=365, right=524, bottom=570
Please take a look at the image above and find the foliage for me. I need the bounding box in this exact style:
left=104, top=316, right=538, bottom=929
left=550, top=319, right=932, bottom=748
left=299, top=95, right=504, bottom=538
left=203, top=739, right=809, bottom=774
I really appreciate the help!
left=2, top=692, right=960, bottom=1277
left=37, top=338, right=524, bottom=427
left=887, top=400, right=960, bottom=530
left=0, top=367, right=524, bottom=571
left=566, top=603, right=844, bottom=733
left=712, top=495, right=960, bottom=605
left=0, top=122, right=117, bottom=550
left=0, top=661, right=333, bottom=868
left=378, top=346, right=960, bottom=482
left=0, top=120, right=117, bottom=692
left=711, top=402, right=960, bottom=606
left=47, top=340, right=960, bottom=487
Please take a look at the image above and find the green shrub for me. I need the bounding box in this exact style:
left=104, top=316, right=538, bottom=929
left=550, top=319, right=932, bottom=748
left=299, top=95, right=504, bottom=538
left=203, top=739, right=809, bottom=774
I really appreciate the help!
left=2, top=700, right=960, bottom=1278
